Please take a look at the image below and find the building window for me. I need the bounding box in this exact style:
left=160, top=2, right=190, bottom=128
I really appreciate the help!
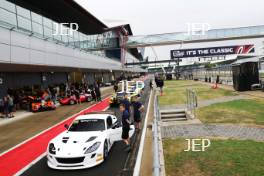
left=32, top=21, right=43, bottom=36
left=0, top=8, right=16, bottom=26
left=43, top=17, right=52, bottom=29
left=31, top=12, right=42, bottom=24
left=17, top=16, right=31, bottom=31
left=16, top=6, right=30, bottom=19
left=44, top=26, right=53, bottom=39
left=62, top=34, right=68, bottom=44
left=0, top=0, right=16, bottom=13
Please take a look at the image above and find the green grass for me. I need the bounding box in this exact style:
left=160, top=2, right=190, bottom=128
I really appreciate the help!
left=163, top=138, right=264, bottom=176
left=197, top=99, right=264, bottom=125
left=159, top=80, right=237, bottom=106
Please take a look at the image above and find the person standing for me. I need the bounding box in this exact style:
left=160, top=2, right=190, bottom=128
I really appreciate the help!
left=149, top=80, right=153, bottom=90
left=74, top=88, right=80, bottom=104
left=3, top=96, right=9, bottom=118
left=42, top=89, right=50, bottom=101
left=160, top=78, right=164, bottom=96
left=7, top=95, right=14, bottom=118
left=155, top=74, right=158, bottom=86
left=156, top=76, right=164, bottom=96
left=51, top=87, right=57, bottom=104
left=120, top=103, right=131, bottom=152
left=13, top=91, right=19, bottom=111
left=214, top=75, right=220, bottom=89
left=114, top=82, right=118, bottom=93
left=94, top=82, right=102, bottom=102
left=91, top=86, right=96, bottom=101
left=120, top=94, right=131, bottom=115
left=132, top=95, right=144, bottom=130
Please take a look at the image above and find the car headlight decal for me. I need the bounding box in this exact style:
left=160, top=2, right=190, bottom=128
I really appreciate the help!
left=86, top=136, right=97, bottom=143
left=49, top=143, right=56, bottom=154
left=84, top=142, right=101, bottom=154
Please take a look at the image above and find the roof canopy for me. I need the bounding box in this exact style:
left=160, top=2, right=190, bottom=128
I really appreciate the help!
left=232, top=56, right=264, bottom=65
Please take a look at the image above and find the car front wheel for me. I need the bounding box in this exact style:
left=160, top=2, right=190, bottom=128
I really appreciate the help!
left=69, top=100, right=75, bottom=105
left=87, top=97, right=92, bottom=102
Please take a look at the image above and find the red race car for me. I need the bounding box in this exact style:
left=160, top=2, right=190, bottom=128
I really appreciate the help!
left=59, top=93, right=92, bottom=105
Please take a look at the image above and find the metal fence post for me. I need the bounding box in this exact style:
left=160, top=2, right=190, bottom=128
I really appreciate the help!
left=186, top=88, right=197, bottom=118
left=153, top=94, right=161, bottom=176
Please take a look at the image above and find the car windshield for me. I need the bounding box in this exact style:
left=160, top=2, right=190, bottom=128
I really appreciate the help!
left=68, top=119, right=105, bottom=132
left=117, top=92, right=125, bottom=97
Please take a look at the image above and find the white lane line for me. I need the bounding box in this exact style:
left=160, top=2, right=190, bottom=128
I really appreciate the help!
left=133, top=89, right=153, bottom=176
left=15, top=152, right=47, bottom=176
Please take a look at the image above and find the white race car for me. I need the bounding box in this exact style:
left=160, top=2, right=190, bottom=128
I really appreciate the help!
left=47, top=112, right=135, bottom=170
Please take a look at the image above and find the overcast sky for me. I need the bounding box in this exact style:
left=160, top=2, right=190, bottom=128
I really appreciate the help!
left=75, top=0, right=264, bottom=61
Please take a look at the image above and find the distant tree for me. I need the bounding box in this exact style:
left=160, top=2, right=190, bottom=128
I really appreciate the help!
left=204, top=62, right=216, bottom=69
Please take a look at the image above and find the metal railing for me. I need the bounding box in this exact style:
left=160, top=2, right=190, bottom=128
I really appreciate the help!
left=127, top=25, right=264, bottom=48
left=186, top=88, right=198, bottom=118
left=152, top=89, right=197, bottom=176
left=153, top=94, right=161, bottom=176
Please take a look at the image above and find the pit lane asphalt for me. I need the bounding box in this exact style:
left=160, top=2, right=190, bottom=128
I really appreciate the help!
left=21, top=79, right=150, bottom=176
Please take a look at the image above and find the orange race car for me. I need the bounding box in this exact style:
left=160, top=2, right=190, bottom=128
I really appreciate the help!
left=28, top=96, right=56, bottom=112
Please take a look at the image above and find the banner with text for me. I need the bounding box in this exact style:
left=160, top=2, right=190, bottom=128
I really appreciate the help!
left=170, top=45, right=255, bottom=59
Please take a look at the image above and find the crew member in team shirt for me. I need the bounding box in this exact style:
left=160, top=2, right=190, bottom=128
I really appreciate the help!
left=119, top=103, right=131, bottom=152
left=132, top=95, right=144, bottom=130
left=120, top=94, right=131, bottom=115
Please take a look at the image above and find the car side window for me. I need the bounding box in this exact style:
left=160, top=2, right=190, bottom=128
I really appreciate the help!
left=106, top=116, right=113, bottom=129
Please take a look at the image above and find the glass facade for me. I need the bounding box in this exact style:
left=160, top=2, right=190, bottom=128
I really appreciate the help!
left=0, top=0, right=119, bottom=57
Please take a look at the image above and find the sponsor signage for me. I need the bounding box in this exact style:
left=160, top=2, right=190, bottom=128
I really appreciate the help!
left=171, top=45, right=255, bottom=59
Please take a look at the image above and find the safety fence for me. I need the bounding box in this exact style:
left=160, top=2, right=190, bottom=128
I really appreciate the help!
left=153, top=94, right=161, bottom=176
left=186, top=88, right=198, bottom=118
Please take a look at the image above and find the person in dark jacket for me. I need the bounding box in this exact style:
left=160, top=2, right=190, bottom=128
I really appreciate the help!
left=13, top=92, right=20, bottom=111
left=91, top=86, right=96, bottom=101
left=74, top=89, right=80, bottom=104
left=51, top=87, right=57, bottom=104
left=120, top=103, right=131, bottom=152
left=132, top=95, right=144, bottom=130
left=159, top=78, right=164, bottom=95
left=120, top=94, right=131, bottom=115
left=113, top=82, right=118, bottom=93
left=3, top=96, right=9, bottom=118
left=94, top=83, right=101, bottom=102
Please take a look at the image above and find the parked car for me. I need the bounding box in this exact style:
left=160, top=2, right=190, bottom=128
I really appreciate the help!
left=28, top=96, right=56, bottom=112
left=109, top=91, right=138, bottom=106
left=59, top=93, right=92, bottom=105
left=47, top=111, right=135, bottom=170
